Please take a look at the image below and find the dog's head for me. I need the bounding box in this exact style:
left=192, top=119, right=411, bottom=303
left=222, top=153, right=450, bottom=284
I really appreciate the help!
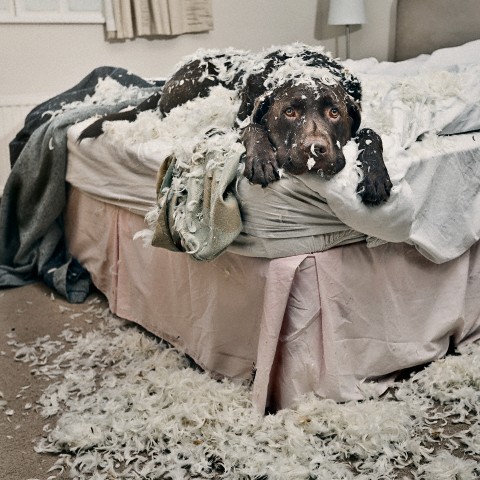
left=251, top=80, right=361, bottom=178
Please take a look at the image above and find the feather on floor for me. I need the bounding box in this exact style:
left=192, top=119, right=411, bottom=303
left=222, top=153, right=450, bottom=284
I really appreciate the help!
left=4, top=305, right=479, bottom=480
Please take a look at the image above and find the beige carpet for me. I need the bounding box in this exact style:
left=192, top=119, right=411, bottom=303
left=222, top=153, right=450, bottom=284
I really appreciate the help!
left=0, top=283, right=107, bottom=480
left=1, top=282, right=479, bottom=479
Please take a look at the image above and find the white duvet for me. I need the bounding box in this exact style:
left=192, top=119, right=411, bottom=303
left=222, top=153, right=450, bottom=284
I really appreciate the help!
left=317, top=40, right=480, bottom=262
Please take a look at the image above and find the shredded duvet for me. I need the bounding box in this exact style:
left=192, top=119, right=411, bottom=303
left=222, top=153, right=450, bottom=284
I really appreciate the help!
left=110, top=86, right=246, bottom=259
left=4, top=310, right=479, bottom=479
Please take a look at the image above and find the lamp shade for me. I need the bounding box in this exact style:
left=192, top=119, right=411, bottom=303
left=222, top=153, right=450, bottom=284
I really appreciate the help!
left=328, top=0, right=367, bottom=25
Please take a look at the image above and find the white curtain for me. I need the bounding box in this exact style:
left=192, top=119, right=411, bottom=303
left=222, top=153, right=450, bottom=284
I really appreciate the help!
left=104, top=0, right=213, bottom=40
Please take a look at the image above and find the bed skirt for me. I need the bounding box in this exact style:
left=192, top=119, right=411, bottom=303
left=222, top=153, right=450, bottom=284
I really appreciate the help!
left=64, top=187, right=480, bottom=413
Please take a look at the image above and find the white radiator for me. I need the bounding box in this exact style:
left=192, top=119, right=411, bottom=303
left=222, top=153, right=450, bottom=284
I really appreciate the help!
left=0, top=94, right=48, bottom=196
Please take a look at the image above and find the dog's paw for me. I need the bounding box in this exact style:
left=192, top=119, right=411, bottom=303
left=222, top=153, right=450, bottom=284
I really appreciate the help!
left=243, top=155, right=280, bottom=187
left=243, top=149, right=280, bottom=187
left=355, top=128, right=392, bottom=205
left=241, top=124, right=281, bottom=187
left=357, top=170, right=393, bottom=205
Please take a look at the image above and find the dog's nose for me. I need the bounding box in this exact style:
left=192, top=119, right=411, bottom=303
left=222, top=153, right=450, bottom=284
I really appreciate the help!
left=304, top=140, right=328, bottom=157
left=310, top=143, right=327, bottom=156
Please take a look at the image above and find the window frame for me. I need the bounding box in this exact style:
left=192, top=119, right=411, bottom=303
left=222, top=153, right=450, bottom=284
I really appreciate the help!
left=0, top=0, right=104, bottom=24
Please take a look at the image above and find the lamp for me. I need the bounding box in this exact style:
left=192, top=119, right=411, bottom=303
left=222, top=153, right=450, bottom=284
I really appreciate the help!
left=328, top=0, right=367, bottom=58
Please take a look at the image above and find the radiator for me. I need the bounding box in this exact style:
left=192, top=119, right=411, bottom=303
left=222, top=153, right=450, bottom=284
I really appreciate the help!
left=0, top=95, right=47, bottom=196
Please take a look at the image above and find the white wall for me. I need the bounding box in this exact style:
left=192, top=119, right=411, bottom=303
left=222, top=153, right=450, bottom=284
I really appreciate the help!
left=0, top=0, right=396, bottom=193
left=0, top=0, right=396, bottom=98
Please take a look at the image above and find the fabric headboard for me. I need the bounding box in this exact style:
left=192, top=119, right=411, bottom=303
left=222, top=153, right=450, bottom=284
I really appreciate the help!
left=394, top=0, right=480, bottom=61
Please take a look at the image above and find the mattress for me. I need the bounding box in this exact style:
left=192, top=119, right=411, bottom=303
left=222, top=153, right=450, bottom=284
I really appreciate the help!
left=67, top=124, right=480, bottom=262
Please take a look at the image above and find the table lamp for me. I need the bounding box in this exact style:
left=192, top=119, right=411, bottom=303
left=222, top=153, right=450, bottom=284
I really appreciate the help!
left=328, top=0, right=367, bottom=58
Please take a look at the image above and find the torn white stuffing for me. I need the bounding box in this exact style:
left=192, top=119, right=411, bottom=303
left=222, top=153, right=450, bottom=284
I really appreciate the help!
left=45, top=77, right=152, bottom=122
left=7, top=314, right=478, bottom=479
left=101, top=86, right=243, bottom=251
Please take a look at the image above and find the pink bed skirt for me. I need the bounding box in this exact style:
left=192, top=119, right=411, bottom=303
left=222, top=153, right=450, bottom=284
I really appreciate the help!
left=65, top=187, right=480, bottom=412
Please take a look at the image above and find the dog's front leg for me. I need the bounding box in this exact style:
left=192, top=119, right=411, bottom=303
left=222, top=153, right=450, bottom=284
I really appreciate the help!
left=241, top=124, right=280, bottom=187
left=355, top=128, right=392, bottom=205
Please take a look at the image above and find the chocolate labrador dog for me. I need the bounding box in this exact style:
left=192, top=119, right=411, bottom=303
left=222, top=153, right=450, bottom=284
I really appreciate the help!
left=80, top=44, right=392, bottom=205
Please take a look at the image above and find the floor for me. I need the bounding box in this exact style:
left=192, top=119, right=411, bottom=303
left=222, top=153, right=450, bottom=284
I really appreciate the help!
left=0, top=282, right=107, bottom=480
left=2, top=282, right=478, bottom=479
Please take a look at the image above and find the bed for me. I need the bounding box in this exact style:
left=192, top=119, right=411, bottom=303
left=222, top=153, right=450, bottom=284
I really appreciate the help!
left=3, top=0, right=480, bottom=414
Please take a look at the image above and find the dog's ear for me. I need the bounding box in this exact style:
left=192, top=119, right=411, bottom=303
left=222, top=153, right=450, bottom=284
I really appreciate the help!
left=251, top=93, right=272, bottom=125
left=346, top=96, right=362, bottom=136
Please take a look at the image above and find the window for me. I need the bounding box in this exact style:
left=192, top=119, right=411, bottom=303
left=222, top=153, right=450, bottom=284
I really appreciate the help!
left=0, top=0, right=104, bottom=23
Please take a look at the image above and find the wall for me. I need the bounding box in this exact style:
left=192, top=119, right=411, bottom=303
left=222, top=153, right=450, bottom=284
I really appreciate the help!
left=0, top=0, right=396, bottom=192
left=0, top=0, right=396, bottom=98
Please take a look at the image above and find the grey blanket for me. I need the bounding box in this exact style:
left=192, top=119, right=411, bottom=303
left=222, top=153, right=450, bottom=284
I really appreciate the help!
left=0, top=68, right=161, bottom=302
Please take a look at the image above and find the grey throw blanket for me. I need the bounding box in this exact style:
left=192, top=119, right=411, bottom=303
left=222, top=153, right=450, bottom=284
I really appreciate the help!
left=0, top=68, right=161, bottom=302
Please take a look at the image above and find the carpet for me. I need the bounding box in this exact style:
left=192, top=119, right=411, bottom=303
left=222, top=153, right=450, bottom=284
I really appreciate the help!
left=3, top=303, right=479, bottom=479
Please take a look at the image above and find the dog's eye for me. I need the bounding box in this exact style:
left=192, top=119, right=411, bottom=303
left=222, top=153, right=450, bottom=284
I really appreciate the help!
left=329, top=107, right=340, bottom=119
left=284, top=107, right=296, bottom=118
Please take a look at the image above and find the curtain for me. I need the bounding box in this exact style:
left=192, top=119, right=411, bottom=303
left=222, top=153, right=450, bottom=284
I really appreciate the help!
left=104, top=0, right=214, bottom=40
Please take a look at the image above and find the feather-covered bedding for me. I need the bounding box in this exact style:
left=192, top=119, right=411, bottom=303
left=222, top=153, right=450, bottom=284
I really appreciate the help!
left=67, top=39, right=480, bottom=263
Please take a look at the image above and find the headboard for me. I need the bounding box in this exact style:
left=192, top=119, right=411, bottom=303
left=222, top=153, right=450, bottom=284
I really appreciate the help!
left=394, top=0, right=480, bottom=61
